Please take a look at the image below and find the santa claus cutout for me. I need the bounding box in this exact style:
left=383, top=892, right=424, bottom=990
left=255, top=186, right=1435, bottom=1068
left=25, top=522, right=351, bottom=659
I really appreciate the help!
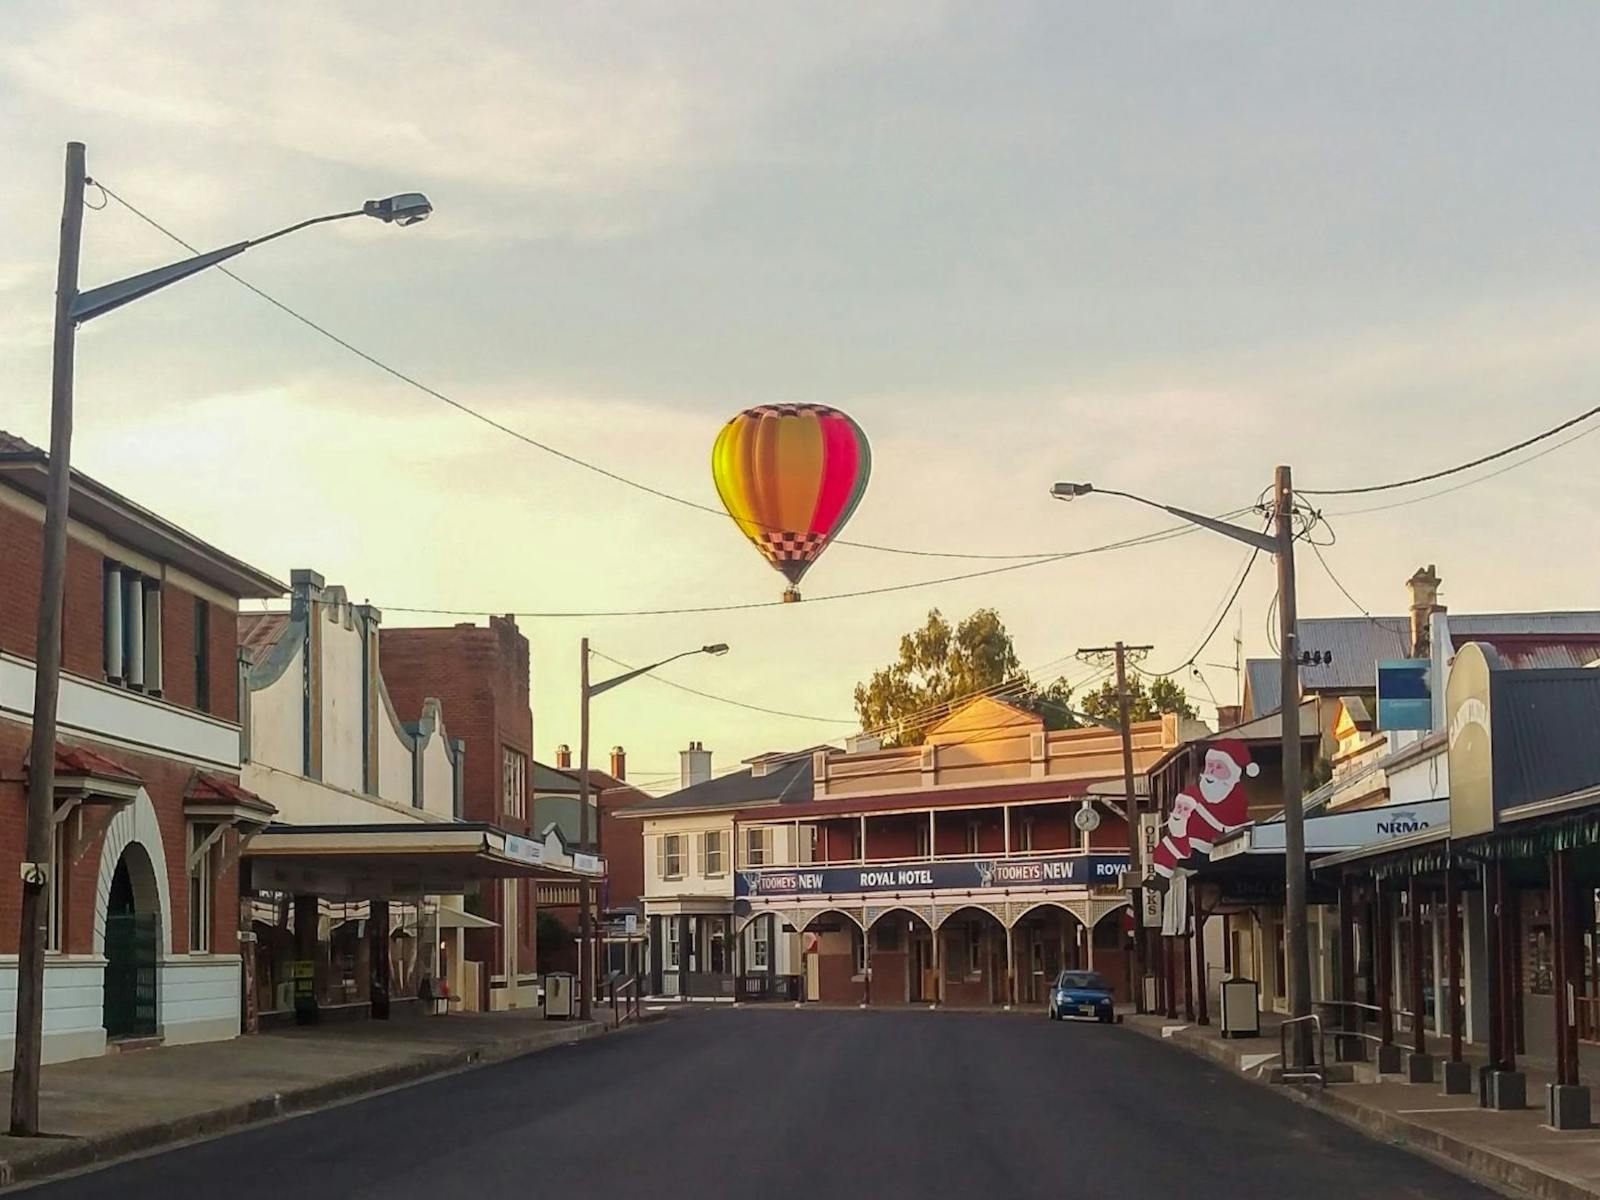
left=1149, top=739, right=1259, bottom=888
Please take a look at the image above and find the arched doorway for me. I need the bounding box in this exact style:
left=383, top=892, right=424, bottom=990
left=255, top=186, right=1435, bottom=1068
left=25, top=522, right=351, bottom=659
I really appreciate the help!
left=798, top=909, right=863, bottom=1004
left=937, top=905, right=1010, bottom=1007
left=104, top=844, right=161, bottom=1040
left=866, top=908, right=937, bottom=1005
left=1013, top=903, right=1086, bottom=1006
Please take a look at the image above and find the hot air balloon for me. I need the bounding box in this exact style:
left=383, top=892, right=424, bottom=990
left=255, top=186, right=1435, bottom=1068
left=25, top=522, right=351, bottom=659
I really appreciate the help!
left=711, top=403, right=872, bottom=602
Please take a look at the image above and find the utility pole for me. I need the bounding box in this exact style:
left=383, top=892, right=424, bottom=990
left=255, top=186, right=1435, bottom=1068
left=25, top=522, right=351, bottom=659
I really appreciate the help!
left=1077, top=641, right=1152, bottom=1013
left=1276, top=464, right=1312, bottom=1066
left=12, top=142, right=85, bottom=1136
left=577, top=637, right=593, bottom=1021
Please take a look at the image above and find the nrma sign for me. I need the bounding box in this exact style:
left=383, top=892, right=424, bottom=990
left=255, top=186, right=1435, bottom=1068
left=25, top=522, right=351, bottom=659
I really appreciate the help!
left=1374, top=810, right=1431, bottom=838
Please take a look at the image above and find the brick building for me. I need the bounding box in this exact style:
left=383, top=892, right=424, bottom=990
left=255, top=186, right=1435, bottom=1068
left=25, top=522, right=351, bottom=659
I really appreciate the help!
left=380, top=617, right=540, bottom=1009
left=537, top=745, right=652, bottom=977
left=0, top=430, right=282, bottom=1061
left=729, top=698, right=1200, bottom=1007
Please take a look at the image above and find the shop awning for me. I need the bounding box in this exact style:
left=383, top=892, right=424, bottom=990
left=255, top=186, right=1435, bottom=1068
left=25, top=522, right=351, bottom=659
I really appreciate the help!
left=243, top=821, right=604, bottom=900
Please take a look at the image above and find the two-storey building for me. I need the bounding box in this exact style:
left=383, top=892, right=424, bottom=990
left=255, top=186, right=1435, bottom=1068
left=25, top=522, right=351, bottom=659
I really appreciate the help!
left=619, top=743, right=808, bottom=1000
left=0, top=430, right=282, bottom=1061
left=732, top=698, right=1200, bottom=1007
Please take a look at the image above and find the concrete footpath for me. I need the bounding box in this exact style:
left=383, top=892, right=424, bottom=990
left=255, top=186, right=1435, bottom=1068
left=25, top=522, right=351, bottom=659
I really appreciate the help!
left=1123, top=1010, right=1600, bottom=1200
left=0, top=1011, right=614, bottom=1189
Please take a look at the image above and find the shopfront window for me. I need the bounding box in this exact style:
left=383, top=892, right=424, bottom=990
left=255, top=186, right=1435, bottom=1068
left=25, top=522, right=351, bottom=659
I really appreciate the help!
left=1523, top=888, right=1554, bottom=996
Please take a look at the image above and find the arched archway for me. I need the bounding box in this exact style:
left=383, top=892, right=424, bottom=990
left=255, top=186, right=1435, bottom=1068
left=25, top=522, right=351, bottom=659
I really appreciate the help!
left=103, top=842, right=161, bottom=1040
left=795, top=908, right=865, bottom=1005
left=1012, top=902, right=1088, bottom=1006
left=936, top=905, right=1011, bottom=1007
left=865, top=907, right=937, bottom=1005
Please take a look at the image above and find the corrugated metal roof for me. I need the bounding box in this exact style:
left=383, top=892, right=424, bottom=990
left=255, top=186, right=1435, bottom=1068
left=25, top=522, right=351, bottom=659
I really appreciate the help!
left=237, top=611, right=291, bottom=664
left=618, top=757, right=813, bottom=815
left=1493, top=670, right=1600, bottom=812
left=1449, top=612, right=1600, bottom=637
left=1245, top=610, right=1600, bottom=717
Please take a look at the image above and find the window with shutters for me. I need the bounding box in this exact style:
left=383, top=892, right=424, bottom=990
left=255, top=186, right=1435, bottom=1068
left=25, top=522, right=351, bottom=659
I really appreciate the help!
left=743, top=827, right=770, bottom=867
left=702, top=831, right=725, bottom=876
left=102, top=560, right=163, bottom=695
left=659, top=834, right=684, bottom=880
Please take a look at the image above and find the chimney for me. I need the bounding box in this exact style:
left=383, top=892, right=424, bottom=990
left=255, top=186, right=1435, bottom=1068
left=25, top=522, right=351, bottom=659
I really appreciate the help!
left=555, top=744, right=572, bottom=770
left=610, top=746, right=626, bottom=780
left=1215, top=704, right=1242, bottom=730
left=1406, top=564, right=1444, bottom=659
left=680, top=741, right=712, bottom=789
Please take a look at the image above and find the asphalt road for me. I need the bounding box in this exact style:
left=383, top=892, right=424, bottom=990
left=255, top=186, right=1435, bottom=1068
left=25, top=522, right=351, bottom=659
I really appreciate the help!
left=25, top=1009, right=1499, bottom=1200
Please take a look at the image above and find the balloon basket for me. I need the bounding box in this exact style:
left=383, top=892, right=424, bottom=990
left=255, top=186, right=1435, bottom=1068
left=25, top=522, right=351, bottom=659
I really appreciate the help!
left=782, top=589, right=802, bottom=604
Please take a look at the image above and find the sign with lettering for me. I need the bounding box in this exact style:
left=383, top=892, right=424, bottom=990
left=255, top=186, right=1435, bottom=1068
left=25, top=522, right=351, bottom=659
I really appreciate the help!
left=503, top=834, right=543, bottom=865
left=734, top=853, right=1131, bottom=898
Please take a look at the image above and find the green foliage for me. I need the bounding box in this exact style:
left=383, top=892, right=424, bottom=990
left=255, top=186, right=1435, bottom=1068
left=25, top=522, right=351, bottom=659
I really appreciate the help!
left=1076, top=673, right=1196, bottom=725
left=852, top=608, right=1081, bottom=746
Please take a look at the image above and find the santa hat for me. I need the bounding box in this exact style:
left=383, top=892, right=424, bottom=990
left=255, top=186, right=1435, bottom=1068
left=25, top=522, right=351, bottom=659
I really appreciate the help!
left=1206, top=738, right=1260, bottom=778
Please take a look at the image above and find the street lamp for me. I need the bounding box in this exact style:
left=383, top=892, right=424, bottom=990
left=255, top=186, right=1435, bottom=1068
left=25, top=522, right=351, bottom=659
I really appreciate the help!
left=13, top=142, right=430, bottom=1135
left=1053, top=469, right=1311, bottom=1065
left=576, top=640, right=728, bottom=1019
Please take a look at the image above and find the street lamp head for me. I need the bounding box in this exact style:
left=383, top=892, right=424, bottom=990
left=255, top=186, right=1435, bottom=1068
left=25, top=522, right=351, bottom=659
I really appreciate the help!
left=1051, top=481, right=1095, bottom=501
left=363, top=193, right=433, bottom=226
left=703, top=643, right=730, bottom=656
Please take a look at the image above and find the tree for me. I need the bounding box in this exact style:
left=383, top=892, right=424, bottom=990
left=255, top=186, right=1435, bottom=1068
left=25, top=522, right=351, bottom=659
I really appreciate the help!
left=852, top=608, right=1079, bottom=746
left=1077, top=673, right=1196, bottom=726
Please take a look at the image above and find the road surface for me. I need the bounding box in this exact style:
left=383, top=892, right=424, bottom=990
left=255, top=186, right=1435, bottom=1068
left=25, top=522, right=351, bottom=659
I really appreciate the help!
left=28, top=1009, right=1497, bottom=1199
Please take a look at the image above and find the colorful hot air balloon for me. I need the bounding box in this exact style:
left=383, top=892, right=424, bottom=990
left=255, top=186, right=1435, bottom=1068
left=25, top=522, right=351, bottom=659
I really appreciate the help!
left=712, top=403, right=872, bottom=602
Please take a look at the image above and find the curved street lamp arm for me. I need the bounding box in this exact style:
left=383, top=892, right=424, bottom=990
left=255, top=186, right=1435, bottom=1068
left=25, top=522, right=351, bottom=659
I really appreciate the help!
left=1067, top=485, right=1278, bottom=553
left=587, top=648, right=699, bottom=699
left=69, top=208, right=366, bottom=325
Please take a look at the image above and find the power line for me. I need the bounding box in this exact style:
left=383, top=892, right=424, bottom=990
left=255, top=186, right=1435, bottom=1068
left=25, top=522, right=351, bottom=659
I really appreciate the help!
left=588, top=649, right=857, bottom=724
left=92, top=180, right=1199, bottom=565
left=1301, top=402, right=1600, bottom=497
left=372, top=514, right=1243, bottom=619
left=1323, top=419, right=1600, bottom=517
left=1140, top=521, right=1270, bottom=677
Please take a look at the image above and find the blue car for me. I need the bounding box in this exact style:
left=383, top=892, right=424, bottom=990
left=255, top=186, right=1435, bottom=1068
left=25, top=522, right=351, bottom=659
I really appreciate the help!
left=1047, top=970, right=1116, bottom=1023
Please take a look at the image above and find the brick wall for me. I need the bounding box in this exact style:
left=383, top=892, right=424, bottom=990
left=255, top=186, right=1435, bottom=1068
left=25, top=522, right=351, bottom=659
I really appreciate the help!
left=0, top=503, right=42, bottom=657
left=0, top=718, right=241, bottom=958
left=380, top=617, right=537, bottom=978
left=598, top=791, right=645, bottom=914
left=0, top=499, right=239, bottom=723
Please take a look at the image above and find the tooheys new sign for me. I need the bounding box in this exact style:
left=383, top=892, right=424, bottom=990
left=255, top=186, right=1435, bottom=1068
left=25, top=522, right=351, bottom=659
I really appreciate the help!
left=735, top=853, right=1131, bottom=898
left=1150, top=738, right=1258, bottom=886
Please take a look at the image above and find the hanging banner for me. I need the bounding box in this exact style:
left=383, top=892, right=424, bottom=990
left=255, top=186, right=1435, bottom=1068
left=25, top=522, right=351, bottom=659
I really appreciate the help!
left=736, top=852, right=1130, bottom=897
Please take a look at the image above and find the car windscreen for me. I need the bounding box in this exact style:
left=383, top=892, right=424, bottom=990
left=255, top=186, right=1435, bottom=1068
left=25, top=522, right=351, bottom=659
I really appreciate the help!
left=1057, top=972, right=1111, bottom=991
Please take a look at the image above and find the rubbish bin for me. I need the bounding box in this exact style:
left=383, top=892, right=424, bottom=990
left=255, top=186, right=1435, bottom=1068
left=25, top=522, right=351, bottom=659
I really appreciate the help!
left=1219, top=976, right=1260, bottom=1039
left=544, top=972, right=575, bottom=1019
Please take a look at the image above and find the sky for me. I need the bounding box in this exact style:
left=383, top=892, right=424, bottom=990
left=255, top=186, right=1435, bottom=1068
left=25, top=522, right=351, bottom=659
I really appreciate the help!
left=5, top=2, right=1600, bottom=793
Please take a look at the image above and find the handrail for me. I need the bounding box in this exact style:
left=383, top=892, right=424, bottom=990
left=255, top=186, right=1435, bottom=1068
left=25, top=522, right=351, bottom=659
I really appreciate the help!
left=1315, top=999, right=1416, bottom=1047
left=609, top=973, right=642, bottom=1025
left=1278, top=1014, right=1326, bottom=1088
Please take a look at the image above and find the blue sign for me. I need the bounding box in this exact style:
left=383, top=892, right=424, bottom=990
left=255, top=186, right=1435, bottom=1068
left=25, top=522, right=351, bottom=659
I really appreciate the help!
left=735, top=853, right=1130, bottom=898
left=1378, top=659, right=1432, bottom=731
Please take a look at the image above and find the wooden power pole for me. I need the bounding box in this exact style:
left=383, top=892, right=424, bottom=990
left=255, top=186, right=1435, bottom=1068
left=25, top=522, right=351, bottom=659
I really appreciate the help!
left=12, top=142, right=85, bottom=1136
left=1077, top=641, right=1152, bottom=1013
